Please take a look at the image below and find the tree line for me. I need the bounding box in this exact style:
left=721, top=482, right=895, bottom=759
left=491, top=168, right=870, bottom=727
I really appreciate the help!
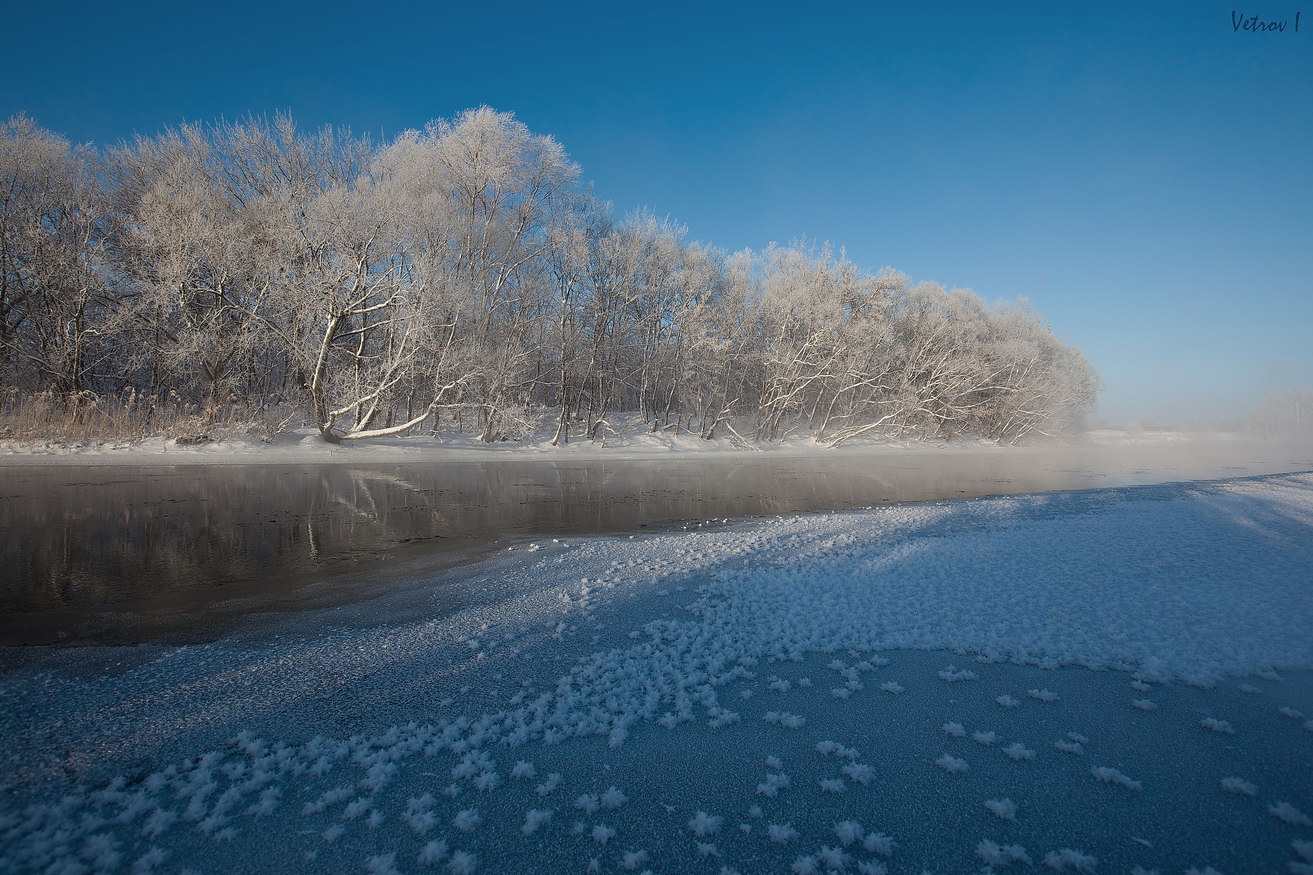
left=0, top=108, right=1099, bottom=445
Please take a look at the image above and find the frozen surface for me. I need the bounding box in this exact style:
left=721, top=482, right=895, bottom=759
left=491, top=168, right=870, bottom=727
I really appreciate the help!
left=2, top=473, right=1312, bottom=872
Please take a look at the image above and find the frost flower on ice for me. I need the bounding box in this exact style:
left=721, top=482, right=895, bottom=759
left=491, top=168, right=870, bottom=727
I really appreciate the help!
left=977, top=840, right=1031, bottom=866
left=1091, top=766, right=1141, bottom=791
left=1270, top=802, right=1312, bottom=826
left=833, top=820, right=864, bottom=846
left=521, top=809, right=552, bottom=836
left=687, top=811, right=723, bottom=836
left=619, top=850, right=649, bottom=870
left=1220, top=776, right=1257, bottom=796
left=1043, top=848, right=1097, bottom=872
left=452, top=809, right=482, bottom=832
left=935, top=754, right=968, bottom=774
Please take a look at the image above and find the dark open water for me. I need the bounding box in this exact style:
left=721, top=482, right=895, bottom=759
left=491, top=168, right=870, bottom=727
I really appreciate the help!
left=2, top=441, right=1310, bottom=644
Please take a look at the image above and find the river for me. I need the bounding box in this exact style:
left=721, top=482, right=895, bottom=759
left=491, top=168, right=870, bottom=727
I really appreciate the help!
left=2, top=439, right=1310, bottom=644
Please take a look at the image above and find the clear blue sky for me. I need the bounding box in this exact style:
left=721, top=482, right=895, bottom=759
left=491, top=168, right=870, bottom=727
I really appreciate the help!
left=3, top=0, right=1309, bottom=423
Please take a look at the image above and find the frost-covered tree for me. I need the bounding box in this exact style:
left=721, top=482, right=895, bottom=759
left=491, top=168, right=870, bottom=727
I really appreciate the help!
left=976, top=303, right=1099, bottom=443
left=1249, top=387, right=1313, bottom=439
left=0, top=115, right=117, bottom=394
left=1, top=108, right=1100, bottom=445
left=412, top=107, right=580, bottom=441
left=108, top=123, right=279, bottom=410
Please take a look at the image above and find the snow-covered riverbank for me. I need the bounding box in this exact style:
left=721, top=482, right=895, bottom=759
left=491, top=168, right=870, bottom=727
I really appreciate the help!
left=0, top=429, right=997, bottom=466
left=3, top=474, right=1313, bottom=872
left=0, top=423, right=1272, bottom=467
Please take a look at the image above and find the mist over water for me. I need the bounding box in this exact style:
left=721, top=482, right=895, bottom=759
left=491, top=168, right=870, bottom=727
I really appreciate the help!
left=2, top=439, right=1310, bottom=646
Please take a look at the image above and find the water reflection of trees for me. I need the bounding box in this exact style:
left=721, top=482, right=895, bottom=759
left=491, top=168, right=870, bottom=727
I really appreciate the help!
left=2, top=456, right=1075, bottom=621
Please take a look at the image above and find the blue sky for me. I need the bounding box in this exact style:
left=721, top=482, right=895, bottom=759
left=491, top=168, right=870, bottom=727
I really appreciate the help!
left=3, top=1, right=1309, bottom=423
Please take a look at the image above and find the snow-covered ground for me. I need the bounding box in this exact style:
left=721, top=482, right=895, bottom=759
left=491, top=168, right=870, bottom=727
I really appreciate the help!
left=0, top=420, right=1279, bottom=467
left=0, top=418, right=976, bottom=466
left=3, top=473, right=1313, bottom=873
